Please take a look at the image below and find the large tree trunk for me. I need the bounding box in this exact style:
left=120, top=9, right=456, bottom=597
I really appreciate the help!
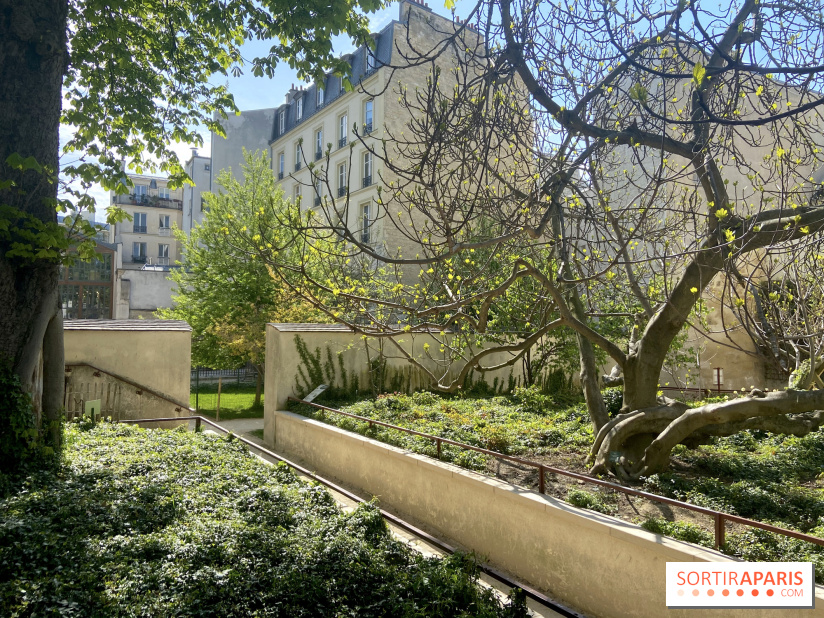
left=0, top=0, right=68, bottom=451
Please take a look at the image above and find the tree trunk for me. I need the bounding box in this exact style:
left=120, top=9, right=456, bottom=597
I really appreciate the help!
left=253, top=364, right=264, bottom=408
left=0, top=0, right=68, bottom=450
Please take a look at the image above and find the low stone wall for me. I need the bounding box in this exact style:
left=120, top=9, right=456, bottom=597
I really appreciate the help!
left=64, top=320, right=191, bottom=422
left=271, top=410, right=824, bottom=618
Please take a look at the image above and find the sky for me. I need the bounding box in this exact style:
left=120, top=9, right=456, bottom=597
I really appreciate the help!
left=70, top=0, right=478, bottom=221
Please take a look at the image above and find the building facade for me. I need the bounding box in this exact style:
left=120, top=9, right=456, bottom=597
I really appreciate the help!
left=109, top=174, right=184, bottom=268
left=211, top=0, right=473, bottom=260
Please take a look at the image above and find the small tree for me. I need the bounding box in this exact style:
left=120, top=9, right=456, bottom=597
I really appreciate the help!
left=159, top=151, right=328, bottom=406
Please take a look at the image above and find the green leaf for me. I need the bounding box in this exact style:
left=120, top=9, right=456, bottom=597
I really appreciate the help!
left=693, top=62, right=706, bottom=87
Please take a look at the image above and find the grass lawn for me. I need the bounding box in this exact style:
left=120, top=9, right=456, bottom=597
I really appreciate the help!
left=190, top=382, right=263, bottom=420
left=288, top=389, right=824, bottom=581
left=0, top=422, right=527, bottom=617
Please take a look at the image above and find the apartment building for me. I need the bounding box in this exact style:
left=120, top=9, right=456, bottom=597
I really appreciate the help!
left=212, top=0, right=475, bottom=259
left=109, top=174, right=184, bottom=268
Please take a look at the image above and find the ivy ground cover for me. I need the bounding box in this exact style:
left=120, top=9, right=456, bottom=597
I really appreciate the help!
left=288, top=389, right=824, bottom=580
left=0, top=422, right=527, bottom=617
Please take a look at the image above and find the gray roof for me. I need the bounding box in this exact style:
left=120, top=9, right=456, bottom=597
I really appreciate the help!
left=269, top=323, right=354, bottom=332
left=270, top=20, right=398, bottom=144
left=64, top=319, right=191, bottom=331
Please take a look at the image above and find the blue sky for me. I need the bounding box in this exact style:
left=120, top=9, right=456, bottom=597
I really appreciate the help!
left=73, top=0, right=478, bottom=220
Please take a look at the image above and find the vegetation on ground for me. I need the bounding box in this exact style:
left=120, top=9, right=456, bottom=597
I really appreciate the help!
left=289, top=388, right=593, bottom=472
left=0, top=422, right=528, bottom=617
left=191, top=383, right=264, bottom=420
left=289, top=387, right=824, bottom=580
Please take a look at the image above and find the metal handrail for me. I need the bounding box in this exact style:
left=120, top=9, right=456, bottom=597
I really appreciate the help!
left=117, top=414, right=582, bottom=617
left=66, top=363, right=192, bottom=411
left=287, top=396, right=824, bottom=551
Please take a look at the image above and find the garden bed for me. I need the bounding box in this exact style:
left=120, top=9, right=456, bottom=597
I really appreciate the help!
left=288, top=389, right=824, bottom=581
left=0, top=422, right=526, bottom=616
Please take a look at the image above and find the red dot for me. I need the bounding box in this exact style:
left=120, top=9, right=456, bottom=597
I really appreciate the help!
left=707, top=589, right=715, bottom=597
left=692, top=589, right=700, bottom=596
left=752, top=589, right=759, bottom=597
left=722, top=589, right=730, bottom=597
left=766, top=589, right=774, bottom=597
left=737, top=589, right=744, bottom=597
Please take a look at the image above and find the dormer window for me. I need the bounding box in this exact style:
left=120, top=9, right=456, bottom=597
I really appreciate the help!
left=296, top=97, right=303, bottom=121
left=278, top=110, right=285, bottom=135
left=365, top=49, right=376, bottom=73
left=317, top=87, right=324, bottom=106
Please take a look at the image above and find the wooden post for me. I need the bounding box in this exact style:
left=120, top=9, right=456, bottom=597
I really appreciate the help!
left=216, top=377, right=222, bottom=422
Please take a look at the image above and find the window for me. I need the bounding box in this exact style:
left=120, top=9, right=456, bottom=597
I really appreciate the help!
left=133, top=184, right=147, bottom=204
left=278, top=110, right=286, bottom=135
left=362, top=151, right=373, bottom=188
left=317, top=86, right=324, bottom=106
left=293, top=184, right=301, bottom=204
left=360, top=202, right=372, bottom=244
left=204, top=163, right=210, bottom=171
left=59, top=252, right=113, bottom=319
left=158, top=243, right=170, bottom=265
left=340, top=75, right=346, bottom=93
left=295, top=142, right=302, bottom=171
left=315, top=129, right=323, bottom=160
left=365, top=49, right=376, bottom=73
left=278, top=152, right=285, bottom=180
left=159, top=214, right=170, bottom=235
left=132, top=242, right=147, bottom=263
left=364, top=100, right=373, bottom=134
left=133, top=212, right=147, bottom=234
left=158, top=187, right=171, bottom=200
left=296, top=97, right=303, bottom=121
left=339, top=114, right=348, bottom=148
left=337, top=162, right=347, bottom=197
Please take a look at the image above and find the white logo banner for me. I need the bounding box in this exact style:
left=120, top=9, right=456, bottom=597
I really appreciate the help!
left=666, top=562, right=815, bottom=608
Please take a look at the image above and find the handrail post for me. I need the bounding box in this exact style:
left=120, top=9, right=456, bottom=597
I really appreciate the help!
left=539, top=465, right=545, bottom=494
left=714, top=513, right=725, bottom=550
left=195, top=417, right=201, bottom=433
left=436, top=438, right=441, bottom=460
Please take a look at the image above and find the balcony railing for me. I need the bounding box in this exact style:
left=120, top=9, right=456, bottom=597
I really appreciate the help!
left=156, top=256, right=170, bottom=266
left=278, top=172, right=284, bottom=180
left=362, top=175, right=372, bottom=188
left=295, top=161, right=302, bottom=171
left=132, top=255, right=147, bottom=264
left=112, top=194, right=183, bottom=210
left=337, top=186, right=347, bottom=198
left=158, top=227, right=171, bottom=236
left=338, top=137, right=347, bottom=149
left=133, top=225, right=147, bottom=233
left=315, top=149, right=323, bottom=161
left=363, top=122, right=373, bottom=135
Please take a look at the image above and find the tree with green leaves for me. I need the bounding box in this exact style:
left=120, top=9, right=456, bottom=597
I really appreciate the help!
left=159, top=151, right=328, bottom=406
left=0, top=0, right=378, bottom=466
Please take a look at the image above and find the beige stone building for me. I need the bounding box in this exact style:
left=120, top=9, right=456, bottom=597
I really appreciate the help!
left=109, top=174, right=184, bottom=268
left=213, top=0, right=476, bottom=260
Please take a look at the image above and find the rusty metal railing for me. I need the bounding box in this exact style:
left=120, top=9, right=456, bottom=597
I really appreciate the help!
left=116, top=415, right=582, bottom=617
left=288, top=396, right=824, bottom=552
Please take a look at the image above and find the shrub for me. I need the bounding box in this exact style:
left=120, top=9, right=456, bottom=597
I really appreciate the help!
left=601, top=387, right=623, bottom=417
left=567, top=489, right=616, bottom=515
left=640, top=518, right=714, bottom=548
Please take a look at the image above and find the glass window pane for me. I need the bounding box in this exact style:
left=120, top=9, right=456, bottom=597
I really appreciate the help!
left=60, top=285, right=80, bottom=319
left=82, top=286, right=111, bottom=319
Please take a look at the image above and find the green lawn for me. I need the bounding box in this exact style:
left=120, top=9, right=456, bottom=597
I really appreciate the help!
left=288, top=388, right=824, bottom=580
left=0, top=422, right=527, bottom=617
left=190, top=383, right=263, bottom=420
